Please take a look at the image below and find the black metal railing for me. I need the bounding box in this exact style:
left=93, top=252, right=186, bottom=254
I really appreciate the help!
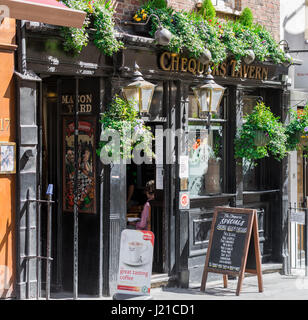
left=24, top=184, right=54, bottom=299
left=288, top=203, right=308, bottom=276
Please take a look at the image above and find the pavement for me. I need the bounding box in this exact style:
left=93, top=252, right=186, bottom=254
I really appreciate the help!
left=46, top=270, right=308, bottom=300
left=149, top=271, right=308, bottom=300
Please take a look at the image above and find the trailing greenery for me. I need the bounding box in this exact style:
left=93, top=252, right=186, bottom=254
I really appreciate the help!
left=60, top=0, right=123, bottom=56
left=132, top=1, right=290, bottom=66
left=97, top=95, right=154, bottom=161
left=238, top=7, right=254, bottom=27
left=285, top=105, right=308, bottom=154
left=234, top=102, right=287, bottom=163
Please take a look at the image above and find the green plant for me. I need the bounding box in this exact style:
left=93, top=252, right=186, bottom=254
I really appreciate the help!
left=199, top=0, right=216, bottom=22
left=133, top=3, right=287, bottom=67
left=60, top=0, right=123, bottom=56
left=218, top=21, right=246, bottom=68
left=238, top=7, right=254, bottom=27
left=285, top=105, right=308, bottom=154
left=97, top=95, right=154, bottom=161
left=234, top=102, right=287, bottom=163
left=143, top=0, right=167, bottom=9
left=93, top=1, right=124, bottom=56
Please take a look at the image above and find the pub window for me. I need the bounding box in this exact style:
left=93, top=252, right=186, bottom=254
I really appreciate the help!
left=188, top=92, right=227, bottom=197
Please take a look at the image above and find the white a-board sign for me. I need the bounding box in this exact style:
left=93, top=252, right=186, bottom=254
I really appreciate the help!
left=117, top=229, right=154, bottom=295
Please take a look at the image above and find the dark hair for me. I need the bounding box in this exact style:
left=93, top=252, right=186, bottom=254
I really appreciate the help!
left=145, top=180, right=155, bottom=194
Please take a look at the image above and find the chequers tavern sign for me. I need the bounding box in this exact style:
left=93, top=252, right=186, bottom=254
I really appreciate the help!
left=159, top=51, right=269, bottom=81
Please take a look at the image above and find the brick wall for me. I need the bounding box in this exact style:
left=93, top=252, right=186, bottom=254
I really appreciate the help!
left=241, top=0, right=280, bottom=41
left=114, top=0, right=280, bottom=41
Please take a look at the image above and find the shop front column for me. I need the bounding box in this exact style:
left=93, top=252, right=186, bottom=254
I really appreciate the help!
left=235, top=86, right=245, bottom=207
left=280, top=89, right=291, bottom=274
left=15, top=71, right=41, bottom=299
left=107, top=79, right=127, bottom=296
left=175, top=81, right=190, bottom=288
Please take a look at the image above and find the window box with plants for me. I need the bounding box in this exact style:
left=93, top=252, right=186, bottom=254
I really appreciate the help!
left=130, top=0, right=291, bottom=68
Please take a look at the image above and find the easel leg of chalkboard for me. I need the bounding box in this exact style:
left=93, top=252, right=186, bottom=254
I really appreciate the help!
left=236, top=271, right=245, bottom=296
left=200, top=271, right=208, bottom=292
left=223, top=275, right=228, bottom=288
left=253, top=213, right=264, bottom=293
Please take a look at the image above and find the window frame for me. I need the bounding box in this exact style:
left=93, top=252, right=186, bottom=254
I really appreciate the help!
left=187, top=89, right=228, bottom=198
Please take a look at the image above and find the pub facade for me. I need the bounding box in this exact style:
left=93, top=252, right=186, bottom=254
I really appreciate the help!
left=13, top=20, right=290, bottom=299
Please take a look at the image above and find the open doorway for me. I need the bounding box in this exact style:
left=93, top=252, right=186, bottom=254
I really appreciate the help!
left=40, top=76, right=101, bottom=296
left=125, top=124, right=165, bottom=274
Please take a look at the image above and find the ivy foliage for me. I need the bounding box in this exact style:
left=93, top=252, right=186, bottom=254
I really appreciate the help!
left=234, top=102, right=287, bottom=163
left=60, top=0, right=123, bottom=56
left=135, top=1, right=289, bottom=66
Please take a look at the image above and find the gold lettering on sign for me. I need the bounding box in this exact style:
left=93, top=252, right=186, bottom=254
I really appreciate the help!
left=171, top=53, right=180, bottom=71
left=248, top=66, right=255, bottom=79
left=160, top=52, right=171, bottom=71
left=231, top=60, right=237, bottom=77
left=212, top=64, right=220, bottom=76
left=197, top=61, right=205, bottom=74
left=243, top=64, right=249, bottom=78
left=159, top=52, right=272, bottom=81
left=255, top=67, right=262, bottom=80
left=262, top=68, right=268, bottom=80
left=188, top=59, right=197, bottom=75
left=181, top=57, right=188, bottom=72
left=220, top=62, right=227, bottom=77
left=62, top=94, right=93, bottom=113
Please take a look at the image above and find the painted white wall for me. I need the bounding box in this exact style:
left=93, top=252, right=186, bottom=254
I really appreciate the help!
left=281, top=0, right=308, bottom=91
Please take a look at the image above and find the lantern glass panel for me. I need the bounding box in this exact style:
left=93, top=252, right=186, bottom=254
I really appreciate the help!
left=196, top=88, right=211, bottom=112
left=123, top=87, right=139, bottom=111
left=141, top=87, right=154, bottom=112
left=211, top=89, right=224, bottom=113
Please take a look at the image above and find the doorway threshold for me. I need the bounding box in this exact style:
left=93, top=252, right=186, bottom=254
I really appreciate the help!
left=151, top=273, right=172, bottom=288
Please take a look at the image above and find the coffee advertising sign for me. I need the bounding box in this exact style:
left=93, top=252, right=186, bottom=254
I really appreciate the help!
left=117, top=229, right=154, bottom=296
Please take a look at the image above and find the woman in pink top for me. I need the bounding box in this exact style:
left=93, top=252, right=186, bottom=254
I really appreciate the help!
left=135, top=180, right=155, bottom=231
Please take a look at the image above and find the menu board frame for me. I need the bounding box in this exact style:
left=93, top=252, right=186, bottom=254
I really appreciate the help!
left=200, top=206, right=263, bottom=296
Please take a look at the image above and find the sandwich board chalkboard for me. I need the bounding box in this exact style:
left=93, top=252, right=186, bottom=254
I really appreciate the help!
left=200, top=207, right=263, bottom=296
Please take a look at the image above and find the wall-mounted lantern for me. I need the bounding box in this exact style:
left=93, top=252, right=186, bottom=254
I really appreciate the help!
left=192, top=66, right=225, bottom=114
left=122, top=63, right=156, bottom=113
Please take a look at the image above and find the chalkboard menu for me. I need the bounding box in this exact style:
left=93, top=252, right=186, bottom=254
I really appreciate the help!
left=208, top=212, right=250, bottom=273
left=201, top=207, right=263, bottom=296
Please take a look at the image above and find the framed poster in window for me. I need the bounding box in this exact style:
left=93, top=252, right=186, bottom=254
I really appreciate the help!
left=0, top=142, right=16, bottom=174
left=63, top=117, right=96, bottom=214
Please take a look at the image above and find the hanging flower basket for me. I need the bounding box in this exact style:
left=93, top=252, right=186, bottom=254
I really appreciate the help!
left=234, top=102, right=287, bottom=163
left=254, top=130, right=270, bottom=147
left=286, top=109, right=308, bottom=152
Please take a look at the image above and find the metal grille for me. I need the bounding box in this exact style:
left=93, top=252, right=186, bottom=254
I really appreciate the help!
left=288, top=204, right=308, bottom=276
